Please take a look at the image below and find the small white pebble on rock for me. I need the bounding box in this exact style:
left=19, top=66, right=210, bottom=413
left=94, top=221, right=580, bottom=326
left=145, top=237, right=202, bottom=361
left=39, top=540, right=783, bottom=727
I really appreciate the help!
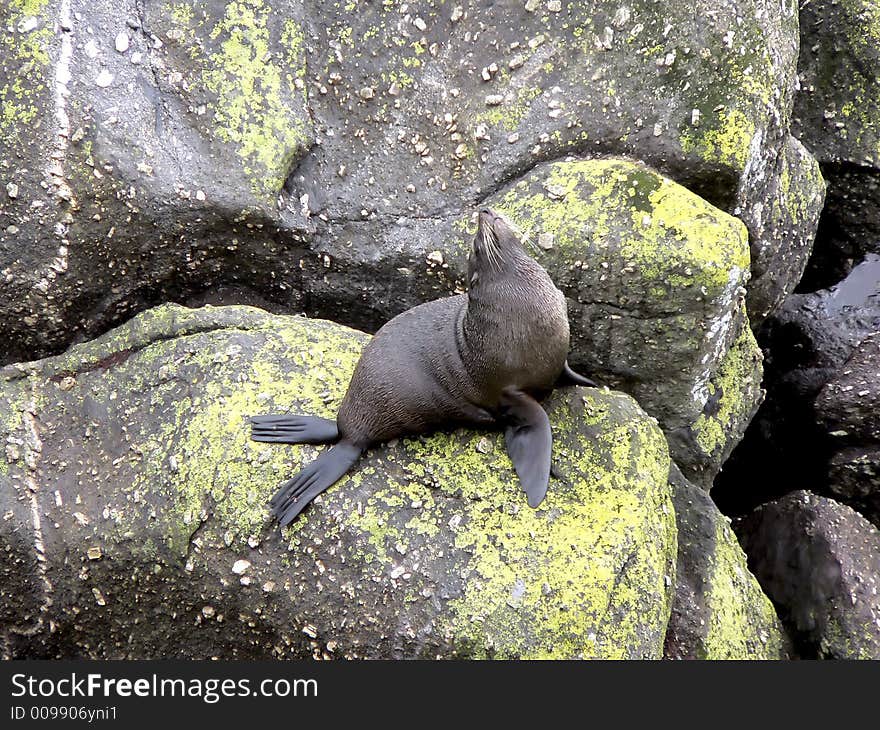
left=232, top=559, right=251, bottom=575
left=115, top=32, right=130, bottom=53
left=6, top=182, right=18, bottom=199
left=95, top=69, right=114, bottom=87
left=485, top=94, right=504, bottom=105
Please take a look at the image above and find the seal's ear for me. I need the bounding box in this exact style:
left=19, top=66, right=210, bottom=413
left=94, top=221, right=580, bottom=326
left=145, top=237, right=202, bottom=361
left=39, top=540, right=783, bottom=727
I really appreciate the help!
left=499, top=388, right=552, bottom=508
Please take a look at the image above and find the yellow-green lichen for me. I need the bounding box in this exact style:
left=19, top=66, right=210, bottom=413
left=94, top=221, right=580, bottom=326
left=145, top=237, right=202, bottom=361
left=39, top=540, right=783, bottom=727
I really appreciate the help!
left=691, top=320, right=762, bottom=458
left=680, top=107, right=756, bottom=171
left=175, top=0, right=310, bottom=202
left=335, top=389, right=677, bottom=658
left=0, top=0, right=52, bottom=148
left=493, top=158, right=749, bottom=294
left=702, top=518, right=789, bottom=659
left=438, top=398, right=676, bottom=659
left=0, top=383, right=29, bottom=477
left=474, top=84, right=543, bottom=132
left=137, top=320, right=365, bottom=554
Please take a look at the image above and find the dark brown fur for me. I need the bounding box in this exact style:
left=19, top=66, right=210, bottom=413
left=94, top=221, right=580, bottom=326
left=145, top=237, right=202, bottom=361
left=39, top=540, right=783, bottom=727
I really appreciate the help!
left=337, top=210, right=570, bottom=445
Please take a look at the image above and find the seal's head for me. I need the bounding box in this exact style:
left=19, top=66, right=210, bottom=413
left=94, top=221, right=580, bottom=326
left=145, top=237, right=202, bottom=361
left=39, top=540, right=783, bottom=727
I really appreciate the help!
left=470, top=208, right=525, bottom=283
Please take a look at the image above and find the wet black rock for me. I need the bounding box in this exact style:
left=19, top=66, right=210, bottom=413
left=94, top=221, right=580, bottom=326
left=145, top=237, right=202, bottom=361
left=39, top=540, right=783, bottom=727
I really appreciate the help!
left=714, top=255, right=880, bottom=516
left=735, top=491, right=880, bottom=659
left=816, top=333, right=880, bottom=527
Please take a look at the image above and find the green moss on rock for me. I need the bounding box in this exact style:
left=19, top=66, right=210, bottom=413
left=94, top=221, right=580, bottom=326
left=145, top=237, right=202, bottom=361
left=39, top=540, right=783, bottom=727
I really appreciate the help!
left=666, top=470, right=791, bottom=660
left=691, top=317, right=763, bottom=461
left=701, top=515, right=790, bottom=659
left=4, top=304, right=679, bottom=658
left=492, top=158, right=749, bottom=298
left=163, top=0, right=310, bottom=202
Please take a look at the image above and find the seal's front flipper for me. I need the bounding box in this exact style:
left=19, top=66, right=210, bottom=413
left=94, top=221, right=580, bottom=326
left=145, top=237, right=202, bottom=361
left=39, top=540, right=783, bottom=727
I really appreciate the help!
left=250, top=414, right=339, bottom=444
left=556, top=361, right=598, bottom=388
left=500, top=388, right=552, bottom=508
left=269, top=441, right=362, bottom=526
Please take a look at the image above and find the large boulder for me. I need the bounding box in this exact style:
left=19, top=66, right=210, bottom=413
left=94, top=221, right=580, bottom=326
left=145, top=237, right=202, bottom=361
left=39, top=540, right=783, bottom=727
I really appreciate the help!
left=664, top=465, right=791, bottom=659
left=736, top=491, right=880, bottom=660
left=0, top=0, right=315, bottom=364
left=1, top=0, right=815, bottom=363
left=0, top=304, right=677, bottom=659
left=480, top=157, right=760, bottom=486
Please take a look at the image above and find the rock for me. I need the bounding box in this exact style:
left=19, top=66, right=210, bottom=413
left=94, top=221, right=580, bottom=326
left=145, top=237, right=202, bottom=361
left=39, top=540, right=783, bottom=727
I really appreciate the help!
left=484, top=157, right=759, bottom=487
left=816, top=333, right=880, bottom=527
left=714, top=255, right=880, bottom=515
left=0, top=0, right=812, bottom=370
left=664, top=465, right=791, bottom=660
left=827, top=447, right=880, bottom=530
left=0, top=0, right=314, bottom=363
left=793, top=0, right=880, bottom=289
left=0, top=304, right=676, bottom=659
left=736, top=491, right=880, bottom=659
left=738, top=136, right=826, bottom=324
left=816, top=333, right=880, bottom=444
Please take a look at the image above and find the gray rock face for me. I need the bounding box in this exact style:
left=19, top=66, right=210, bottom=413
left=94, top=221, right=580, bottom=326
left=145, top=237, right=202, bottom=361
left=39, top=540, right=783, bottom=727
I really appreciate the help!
left=0, top=0, right=314, bottom=364
left=816, top=333, right=880, bottom=527
left=0, top=304, right=677, bottom=659
left=738, top=135, right=825, bottom=323
left=736, top=491, right=880, bottom=659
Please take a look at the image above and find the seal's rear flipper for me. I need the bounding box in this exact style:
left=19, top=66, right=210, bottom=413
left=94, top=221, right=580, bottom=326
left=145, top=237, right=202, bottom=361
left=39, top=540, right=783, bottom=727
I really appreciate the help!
left=250, top=414, right=339, bottom=444
left=500, top=388, right=552, bottom=508
left=270, top=441, right=362, bottom=526
left=557, top=361, right=598, bottom=388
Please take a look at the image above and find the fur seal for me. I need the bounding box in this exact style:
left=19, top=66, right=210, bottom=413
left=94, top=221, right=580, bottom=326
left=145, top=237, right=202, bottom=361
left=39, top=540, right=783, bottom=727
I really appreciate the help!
left=251, top=208, right=596, bottom=525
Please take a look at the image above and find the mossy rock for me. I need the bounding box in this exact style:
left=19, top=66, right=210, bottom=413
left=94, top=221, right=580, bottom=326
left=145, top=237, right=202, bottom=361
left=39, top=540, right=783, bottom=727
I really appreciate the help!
left=739, top=136, right=826, bottom=324
left=472, top=157, right=759, bottom=486
left=795, top=0, right=880, bottom=168
left=1, top=304, right=677, bottom=659
left=664, top=465, right=791, bottom=660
